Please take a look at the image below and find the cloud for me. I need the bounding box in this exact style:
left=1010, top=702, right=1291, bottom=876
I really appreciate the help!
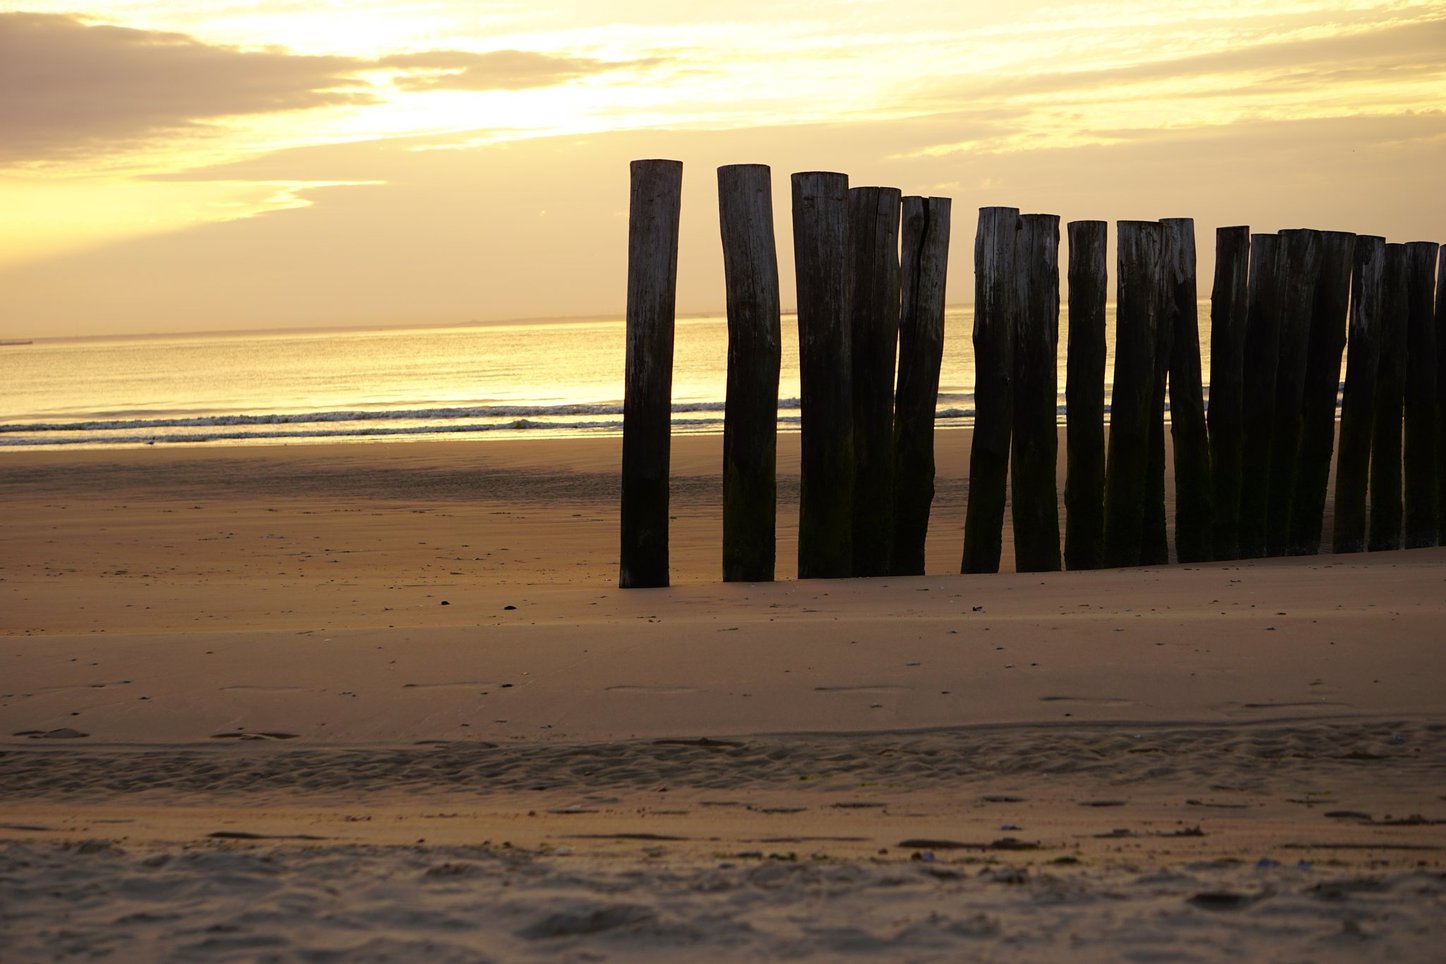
left=0, top=13, right=375, bottom=163
left=989, top=15, right=1446, bottom=101
left=378, top=49, right=648, bottom=91
left=0, top=13, right=654, bottom=165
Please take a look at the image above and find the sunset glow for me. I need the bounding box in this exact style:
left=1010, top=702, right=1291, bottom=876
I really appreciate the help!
left=3, top=0, right=1442, bottom=334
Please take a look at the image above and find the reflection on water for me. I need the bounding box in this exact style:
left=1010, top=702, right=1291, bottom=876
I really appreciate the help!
left=0, top=304, right=1234, bottom=449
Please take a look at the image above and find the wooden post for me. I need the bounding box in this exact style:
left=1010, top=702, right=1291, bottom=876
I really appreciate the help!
left=1142, top=222, right=1173, bottom=568
left=718, top=164, right=781, bottom=582
left=1238, top=234, right=1282, bottom=559
left=619, top=159, right=683, bottom=589
left=891, top=196, right=951, bottom=576
left=791, top=171, right=854, bottom=578
left=848, top=186, right=903, bottom=576
left=1288, top=230, right=1354, bottom=554
left=1103, top=220, right=1164, bottom=568
left=1332, top=235, right=1386, bottom=553
left=1162, top=218, right=1212, bottom=563
left=1264, top=228, right=1323, bottom=556
left=962, top=206, right=1020, bottom=574
left=1207, top=226, right=1250, bottom=561
left=1437, top=246, right=1446, bottom=547
left=1403, top=240, right=1442, bottom=548
left=1064, top=220, right=1108, bottom=571
left=1011, top=213, right=1062, bottom=572
left=1369, top=243, right=1409, bottom=552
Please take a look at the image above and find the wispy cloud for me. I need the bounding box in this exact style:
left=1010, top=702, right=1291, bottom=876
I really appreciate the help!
left=378, top=49, right=650, bottom=91
left=897, top=11, right=1446, bottom=157
left=0, top=13, right=374, bottom=163
left=0, top=12, right=651, bottom=165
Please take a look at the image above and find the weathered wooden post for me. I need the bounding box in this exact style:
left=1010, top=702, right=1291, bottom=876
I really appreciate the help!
left=1332, top=235, right=1386, bottom=553
left=1208, top=226, right=1250, bottom=560
left=718, top=163, right=781, bottom=582
left=1437, top=246, right=1446, bottom=546
left=792, top=171, right=854, bottom=578
left=962, top=206, right=1020, bottom=574
left=849, top=186, right=903, bottom=576
left=1369, top=243, right=1409, bottom=552
left=1162, top=218, right=1212, bottom=563
left=891, top=196, right=951, bottom=576
left=1265, top=228, right=1323, bottom=556
left=1288, top=230, right=1354, bottom=554
left=1064, top=220, right=1108, bottom=571
left=1103, top=220, right=1164, bottom=568
left=620, top=158, right=683, bottom=589
left=1237, top=234, right=1282, bottom=558
left=1011, top=213, right=1062, bottom=572
left=1142, top=223, right=1174, bottom=568
left=1403, top=240, right=1442, bottom=548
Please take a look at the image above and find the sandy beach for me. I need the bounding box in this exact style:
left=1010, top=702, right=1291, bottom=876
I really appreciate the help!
left=3, top=430, right=1444, bottom=961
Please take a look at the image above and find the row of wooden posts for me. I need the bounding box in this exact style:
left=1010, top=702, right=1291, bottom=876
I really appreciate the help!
left=619, top=158, right=1446, bottom=588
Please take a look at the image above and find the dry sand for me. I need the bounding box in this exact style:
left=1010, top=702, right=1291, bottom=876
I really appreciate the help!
left=2, top=431, right=1444, bottom=961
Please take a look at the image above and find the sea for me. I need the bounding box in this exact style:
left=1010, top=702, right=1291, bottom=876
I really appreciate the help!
left=0, top=306, right=1183, bottom=450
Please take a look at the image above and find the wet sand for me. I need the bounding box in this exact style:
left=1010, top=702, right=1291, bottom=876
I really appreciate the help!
left=3, top=432, right=1444, bottom=960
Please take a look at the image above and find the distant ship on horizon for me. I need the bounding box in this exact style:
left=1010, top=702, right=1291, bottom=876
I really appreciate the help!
left=0, top=339, right=34, bottom=346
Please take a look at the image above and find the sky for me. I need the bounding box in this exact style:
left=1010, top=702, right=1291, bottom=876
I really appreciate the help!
left=2, top=1, right=1443, bottom=337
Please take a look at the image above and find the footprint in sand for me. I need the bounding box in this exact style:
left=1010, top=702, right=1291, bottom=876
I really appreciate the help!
left=605, top=685, right=697, bottom=695
left=1038, top=695, right=1136, bottom=706
left=813, top=684, right=906, bottom=695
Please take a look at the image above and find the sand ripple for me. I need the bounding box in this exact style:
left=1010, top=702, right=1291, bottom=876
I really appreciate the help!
left=2, top=839, right=1442, bottom=961
left=2, top=717, right=1440, bottom=800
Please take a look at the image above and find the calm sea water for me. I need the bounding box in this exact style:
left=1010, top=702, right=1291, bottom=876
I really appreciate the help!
left=0, top=306, right=1173, bottom=450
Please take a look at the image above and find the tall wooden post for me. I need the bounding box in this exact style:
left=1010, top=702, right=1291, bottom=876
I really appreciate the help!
left=1288, top=230, right=1354, bottom=555
left=1237, top=234, right=1282, bottom=558
left=1142, top=222, right=1173, bottom=568
left=1369, top=243, right=1409, bottom=551
left=1437, top=246, right=1446, bottom=546
left=1332, top=236, right=1386, bottom=553
left=962, top=206, right=1019, bottom=574
left=718, top=164, right=781, bottom=582
left=792, top=171, right=854, bottom=578
left=849, top=186, right=903, bottom=576
left=1011, top=213, right=1062, bottom=572
left=1208, top=226, right=1250, bottom=560
left=1064, top=220, right=1108, bottom=571
left=1103, top=220, right=1164, bottom=568
left=1265, top=228, right=1323, bottom=556
left=1163, top=218, right=1212, bottom=563
left=620, top=159, right=683, bottom=588
left=1403, top=240, right=1442, bottom=548
left=892, top=196, right=951, bottom=576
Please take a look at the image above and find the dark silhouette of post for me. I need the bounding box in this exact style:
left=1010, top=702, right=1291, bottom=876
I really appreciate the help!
left=1103, top=220, right=1164, bottom=568
left=1333, top=236, right=1386, bottom=553
left=1238, top=234, right=1282, bottom=558
left=718, top=164, right=781, bottom=582
left=1208, top=226, right=1250, bottom=560
left=1162, top=218, right=1212, bottom=563
left=1369, top=244, right=1409, bottom=551
left=1265, top=228, right=1323, bottom=556
left=962, top=206, right=1020, bottom=574
left=1011, top=213, right=1062, bottom=572
left=1288, top=230, right=1354, bottom=554
left=1142, top=223, right=1174, bottom=568
left=1438, top=246, right=1446, bottom=546
left=792, top=171, right=853, bottom=578
left=848, top=186, right=903, bottom=576
left=620, top=159, right=683, bottom=589
left=1064, top=220, right=1108, bottom=571
left=1403, top=240, right=1441, bottom=548
left=892, top=196, right=951, bottom=576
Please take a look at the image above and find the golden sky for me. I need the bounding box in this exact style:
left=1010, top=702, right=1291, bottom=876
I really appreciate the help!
left=2, top=1, right=1443, bottom=335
